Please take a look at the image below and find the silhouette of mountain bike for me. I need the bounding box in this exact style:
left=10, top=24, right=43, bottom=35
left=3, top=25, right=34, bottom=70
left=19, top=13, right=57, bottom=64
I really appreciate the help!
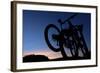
left=44, top=14, right=90, bottom=59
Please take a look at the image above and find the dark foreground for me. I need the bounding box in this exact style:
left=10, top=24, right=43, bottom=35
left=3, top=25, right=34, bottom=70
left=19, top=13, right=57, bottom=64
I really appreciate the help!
left=23, top=54, right=91, bottom=63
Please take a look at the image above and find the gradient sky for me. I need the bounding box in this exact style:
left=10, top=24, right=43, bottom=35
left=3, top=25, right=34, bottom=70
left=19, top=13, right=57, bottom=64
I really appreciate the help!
left=23, top=10, right=91, bottom=59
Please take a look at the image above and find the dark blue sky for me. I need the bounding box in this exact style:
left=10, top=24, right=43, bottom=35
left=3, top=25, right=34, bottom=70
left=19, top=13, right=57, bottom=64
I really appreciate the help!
left=23, top=10, right=91, bottom=59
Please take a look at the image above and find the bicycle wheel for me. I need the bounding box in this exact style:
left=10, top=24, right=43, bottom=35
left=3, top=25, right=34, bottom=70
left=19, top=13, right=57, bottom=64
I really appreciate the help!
left=44, top=24, right=61, bottom=52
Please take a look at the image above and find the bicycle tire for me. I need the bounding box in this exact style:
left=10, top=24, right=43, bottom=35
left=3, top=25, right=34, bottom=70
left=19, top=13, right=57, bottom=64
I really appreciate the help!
left=44, top=24, right=61, bottom=52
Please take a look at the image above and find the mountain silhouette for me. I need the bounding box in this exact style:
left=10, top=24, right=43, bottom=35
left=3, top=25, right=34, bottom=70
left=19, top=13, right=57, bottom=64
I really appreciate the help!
left=23, top=54, right=90, bottom=62
left=23, top=54, right=49, bottom=62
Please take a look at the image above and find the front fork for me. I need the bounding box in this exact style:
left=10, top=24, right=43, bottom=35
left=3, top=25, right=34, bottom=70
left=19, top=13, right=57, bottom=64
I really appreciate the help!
left=58, top=33, right=68, bottom=59
left=52, top=33, right=68, bottom=59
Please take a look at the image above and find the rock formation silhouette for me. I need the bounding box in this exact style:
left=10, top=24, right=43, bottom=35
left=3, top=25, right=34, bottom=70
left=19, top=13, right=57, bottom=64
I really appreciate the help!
left=23, top=54, right=49, bottom=62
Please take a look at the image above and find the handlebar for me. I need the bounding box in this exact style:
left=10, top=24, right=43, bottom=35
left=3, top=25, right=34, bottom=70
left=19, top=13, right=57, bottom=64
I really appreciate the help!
left=58, top=13, right=79, bottom=25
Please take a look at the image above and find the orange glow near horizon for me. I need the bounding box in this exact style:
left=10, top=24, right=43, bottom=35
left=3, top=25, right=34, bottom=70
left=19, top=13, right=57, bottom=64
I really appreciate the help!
left=23, top=48, right=86, bottom=59
left=23, top=49, right=63, bottom=59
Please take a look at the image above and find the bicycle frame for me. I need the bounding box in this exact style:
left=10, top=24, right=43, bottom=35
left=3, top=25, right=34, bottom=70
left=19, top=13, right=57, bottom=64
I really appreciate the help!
left=45, top=13, right=90, bottom=59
